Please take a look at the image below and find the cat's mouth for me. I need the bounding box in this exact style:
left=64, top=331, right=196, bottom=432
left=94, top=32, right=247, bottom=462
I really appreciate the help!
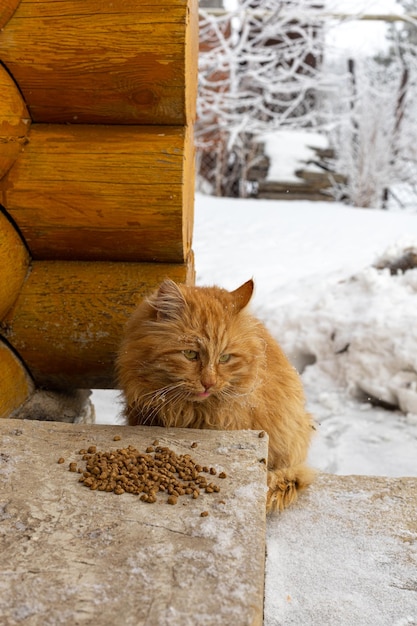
left=193, top=390, right=212, bottom=401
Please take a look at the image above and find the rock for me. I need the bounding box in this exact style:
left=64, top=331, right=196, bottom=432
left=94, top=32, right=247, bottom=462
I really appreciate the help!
left=12, top=389, right=95, bottom=423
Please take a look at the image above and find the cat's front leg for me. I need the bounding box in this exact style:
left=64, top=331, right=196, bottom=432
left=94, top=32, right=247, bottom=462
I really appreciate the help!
left=266, top=464, right=316, bottom=512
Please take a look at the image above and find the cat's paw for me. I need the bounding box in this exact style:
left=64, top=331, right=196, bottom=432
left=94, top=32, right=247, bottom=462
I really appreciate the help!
left=266, top=464, right=316, bottom=512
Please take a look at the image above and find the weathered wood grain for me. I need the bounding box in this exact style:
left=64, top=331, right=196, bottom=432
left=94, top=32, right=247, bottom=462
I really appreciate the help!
left=0, top=0, right=198, bottom=125
left=294, top=168, right=347, bottom=185
left=0, top=340, right=34, bottom=418
left=0, top=0, right=20, bottom=30
left=0, top=211, right=29, bottom=321
left=0, top=65, right=31, bottom=179
left=1, top=124, right=195, bottom=263
left=1, top=257, right=195, bottom=389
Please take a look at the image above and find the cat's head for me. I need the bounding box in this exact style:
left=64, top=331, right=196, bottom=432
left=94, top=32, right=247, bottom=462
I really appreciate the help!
left=118, top=279, right=264, bottom=411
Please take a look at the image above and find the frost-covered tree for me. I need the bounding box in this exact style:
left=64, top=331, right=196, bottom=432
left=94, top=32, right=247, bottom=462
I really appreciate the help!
left=326, top=15, right=417, bottom=210
left=197, top=2, right=417, bottom=207
left=386, top=0, right=417, bottom=55
left=197, top=0, right=327, bottom=196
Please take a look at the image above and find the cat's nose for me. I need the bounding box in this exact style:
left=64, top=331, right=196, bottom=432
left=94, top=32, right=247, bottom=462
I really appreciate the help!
left=201, top=367, right=216, bottom=391
left=201, top=376, right=216, bottom=391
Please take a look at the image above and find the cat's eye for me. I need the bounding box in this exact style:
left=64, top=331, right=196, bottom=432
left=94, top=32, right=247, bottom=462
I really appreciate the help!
left=183, top=349, right=199, bottom=361
left=219, top=353, right=231, bottom=363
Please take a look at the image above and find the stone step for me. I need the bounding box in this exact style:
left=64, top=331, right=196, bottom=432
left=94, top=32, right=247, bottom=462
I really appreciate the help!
left=265, top=473, right=417, bottom=626
left=0, top=419, right=268, bottom=626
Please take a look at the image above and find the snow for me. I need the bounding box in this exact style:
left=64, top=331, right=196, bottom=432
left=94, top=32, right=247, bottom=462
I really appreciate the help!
left=92, top=191, right=417, bottom=625
left=261, top=130, right=328, bottom=182
left=325, top=0, right=404, bottom=57
left=264, top=475, right=417, bottom=626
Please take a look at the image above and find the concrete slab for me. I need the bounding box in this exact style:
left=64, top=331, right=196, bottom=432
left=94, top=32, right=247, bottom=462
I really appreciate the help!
left=265, top=473, right=417, bottom=626
left=0, top=419, right=268, bottom=626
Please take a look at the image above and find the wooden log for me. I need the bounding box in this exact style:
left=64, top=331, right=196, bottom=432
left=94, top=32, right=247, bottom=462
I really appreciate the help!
left=0, top=65, right=31, bottom=179
left=257, top=191, right=333, bottom=201
left=1, top=124, right=195, bottom=263
left=0, top=0, right=21, bottom=29
left=0, top=0, right=198, bottom=125
left=295, top=168, right=347, bottom=185
left=0, top=211, right=30, bottom=321
left=257, top=180, right=333, bottom=201
left=0, top=257, right=195, bottom=389
left=0, top=340, right=34, bottom=419
left=258, top=181, right=328, bottom=193
left=309, top=146, right=336, bottom=160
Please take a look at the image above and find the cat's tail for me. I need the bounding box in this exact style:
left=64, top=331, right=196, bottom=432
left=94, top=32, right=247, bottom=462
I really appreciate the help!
left=266, top=464, right=316, bottom=512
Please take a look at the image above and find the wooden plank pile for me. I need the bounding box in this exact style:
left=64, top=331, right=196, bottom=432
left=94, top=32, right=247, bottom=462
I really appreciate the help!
left=255, top=146, right=347, bottom=201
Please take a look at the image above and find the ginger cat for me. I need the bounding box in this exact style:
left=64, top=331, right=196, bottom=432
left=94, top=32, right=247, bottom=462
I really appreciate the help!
left=116, top=279, right=316, bottom=511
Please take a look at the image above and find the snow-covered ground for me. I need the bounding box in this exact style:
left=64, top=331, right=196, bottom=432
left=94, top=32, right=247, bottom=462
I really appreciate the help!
left=93, top=192, right=417, bottom=625
left=261, top=130, right=329, bottom=182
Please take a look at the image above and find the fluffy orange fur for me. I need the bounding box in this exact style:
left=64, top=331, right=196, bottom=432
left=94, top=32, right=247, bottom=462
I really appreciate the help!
left=116, top=279, right=316, bottom=511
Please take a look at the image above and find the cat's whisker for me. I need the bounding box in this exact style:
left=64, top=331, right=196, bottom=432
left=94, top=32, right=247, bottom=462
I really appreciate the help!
left=140, top=382, right=183, bottom=404
left=135, top=381, right=188, bottom=426
left=218, top=385, right=251, bottom=401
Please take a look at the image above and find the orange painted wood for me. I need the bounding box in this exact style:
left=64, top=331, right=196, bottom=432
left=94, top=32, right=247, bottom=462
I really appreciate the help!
left=0, top=0, right=198, bottom=125
left=1, top=257, right=195, bottom=389
left=0, top=340, right=34, bottom=419
left=0, top=211, right=30, bottom=320
left=0, top=65, right=31, bottom=179
left=0, top=0, right=20, bottom=30
left=1, top=124, right=195, bottom=263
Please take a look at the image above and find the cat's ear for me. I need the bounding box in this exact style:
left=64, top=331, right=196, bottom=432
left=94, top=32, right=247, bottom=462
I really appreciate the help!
left=230, top=279, right=254, bottom=312
left=154, top=279, right=186, bottom=321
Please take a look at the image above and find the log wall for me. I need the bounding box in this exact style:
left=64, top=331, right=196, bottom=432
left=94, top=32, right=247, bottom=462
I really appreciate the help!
left=0, top=0, right=198, bottom=125
left=1, top=124, right=194, bottom=262
left=0, top=0, right=198, bottom=410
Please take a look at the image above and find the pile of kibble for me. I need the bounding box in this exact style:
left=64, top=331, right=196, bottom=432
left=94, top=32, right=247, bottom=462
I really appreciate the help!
left=58, top=438, right=226, bottom=509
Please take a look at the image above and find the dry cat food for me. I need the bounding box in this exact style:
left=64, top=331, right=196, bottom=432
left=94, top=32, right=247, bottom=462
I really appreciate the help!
left=62, top=442, right=226, bottom=506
